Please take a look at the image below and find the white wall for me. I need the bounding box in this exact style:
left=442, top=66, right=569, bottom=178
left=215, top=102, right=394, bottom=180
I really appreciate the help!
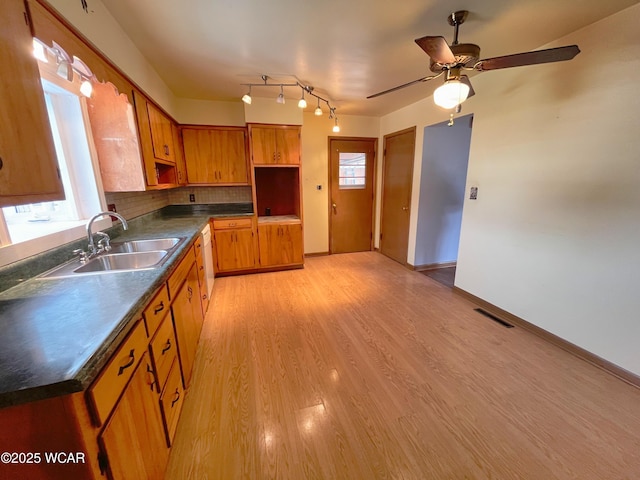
left=454, top=4, right=640, bottom=375
left=415, top=115, right=472, bottom=267
left=175, top=99, right=245, bottom=126
left=302, top=113, right=380, bottom=254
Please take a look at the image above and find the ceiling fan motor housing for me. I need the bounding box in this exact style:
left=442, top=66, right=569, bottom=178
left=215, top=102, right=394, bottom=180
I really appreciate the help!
left=430, top=43, right=480, bottom=72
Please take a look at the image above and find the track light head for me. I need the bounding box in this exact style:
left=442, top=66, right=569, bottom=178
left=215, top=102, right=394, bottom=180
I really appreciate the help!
left=242, top=85, right=252, bottom=104
left=298, top=87, right=307, bottom=108
left=276, top=85, right=285, bottom=104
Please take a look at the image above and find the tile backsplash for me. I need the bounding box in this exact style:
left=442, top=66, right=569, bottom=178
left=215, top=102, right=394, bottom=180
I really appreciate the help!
left=105, top=186, right=253, bottom=220
left=168, top=186, right=253, bottom=205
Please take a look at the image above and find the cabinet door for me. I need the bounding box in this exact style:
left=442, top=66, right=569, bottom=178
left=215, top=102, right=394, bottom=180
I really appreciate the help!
left=132, top=90, right=178, bottom=188
left=0, top=0, right=64, bottom=206
left=171, top=263, right=203, bottom=388
left=216, top=129, right=248, bottom=183
left=183, top=128, right=248, bottom=184
left=258, top=223, right=304, bottom=267
left=214, top=228, right=256, bottom=272
left=146, top=102, right=175, bottom=163
left=172, top=123, right=187, bottom=186
left=99, top=353, right=169, bottom=480
left=275, top=127, right=301, bottom=165
left=250, top=126, right=278, bottom=165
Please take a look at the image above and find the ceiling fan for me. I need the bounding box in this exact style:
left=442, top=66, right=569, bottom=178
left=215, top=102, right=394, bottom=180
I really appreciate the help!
left=367, top=10, right=580, bottom=110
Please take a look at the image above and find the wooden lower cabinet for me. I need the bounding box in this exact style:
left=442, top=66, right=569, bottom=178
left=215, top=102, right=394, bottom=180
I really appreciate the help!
left=0, top=239, right=207, bottom=480
left=258, top=222, right=304, bottom=267
left=99, top=352, right=169, bottom=480
left=171, top=262, right=204, bottom=388
left=213, top=218, right=256, bottom=273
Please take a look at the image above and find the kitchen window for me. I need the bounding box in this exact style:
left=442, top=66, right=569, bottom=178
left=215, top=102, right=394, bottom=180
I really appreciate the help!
left=0, top=72, right=106, bottom=266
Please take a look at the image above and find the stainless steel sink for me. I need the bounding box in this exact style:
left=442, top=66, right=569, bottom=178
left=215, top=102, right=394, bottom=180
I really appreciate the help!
left=74, top=251, right=168, bottom=273
left=39, top=236, right=186, bottom=279
left=109, top=237, right=182, bottom=253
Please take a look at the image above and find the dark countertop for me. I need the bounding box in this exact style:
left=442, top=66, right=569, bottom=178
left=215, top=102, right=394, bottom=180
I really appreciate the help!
left=0, top=204, right=252, bottom=408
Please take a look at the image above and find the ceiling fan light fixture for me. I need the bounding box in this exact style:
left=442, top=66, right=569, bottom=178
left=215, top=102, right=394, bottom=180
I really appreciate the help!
left=433, top=79, right=470, bottom=109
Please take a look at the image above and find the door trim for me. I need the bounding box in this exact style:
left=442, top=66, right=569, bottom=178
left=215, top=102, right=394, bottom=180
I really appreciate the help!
left=327, top=136, right=378, bottom=254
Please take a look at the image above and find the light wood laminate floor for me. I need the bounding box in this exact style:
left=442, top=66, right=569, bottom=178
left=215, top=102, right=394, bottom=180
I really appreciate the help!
left=165, top=252, right=640, bottom=479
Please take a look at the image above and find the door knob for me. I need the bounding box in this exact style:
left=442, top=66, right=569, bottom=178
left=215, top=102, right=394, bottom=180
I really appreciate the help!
left=332, top=203, right=337, bottom=209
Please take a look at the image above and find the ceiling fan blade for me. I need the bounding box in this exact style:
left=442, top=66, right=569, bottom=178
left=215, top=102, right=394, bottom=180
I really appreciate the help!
left=460, top=75, right=475, bottom=99
left=476, top=45, right=580, bottom=71
left=367, top=75, right=438, bottom=99
left=414, top=36, right=456, bottom=65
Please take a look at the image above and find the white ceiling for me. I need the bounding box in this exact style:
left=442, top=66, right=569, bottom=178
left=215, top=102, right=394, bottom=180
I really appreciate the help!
left=101, top=0, right=639, bottom=117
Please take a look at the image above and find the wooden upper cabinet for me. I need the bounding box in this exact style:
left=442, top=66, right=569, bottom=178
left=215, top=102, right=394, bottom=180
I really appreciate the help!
left=172, top=123, right=188, bottom=186
left=147, top=102, right=176, bottom=163
left=249, top=125, right=301, bottom=165
left=133, top=90, right=179, bottom=188
left=182, top=127, right=249, bottom=185
left=0, top=0, right=64, bottom=207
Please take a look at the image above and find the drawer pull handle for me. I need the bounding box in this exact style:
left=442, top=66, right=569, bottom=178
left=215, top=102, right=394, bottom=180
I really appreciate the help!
left=187, top=286, right=193, bottom=300
left=154, top=301, right=165, bottom=314
left=146, top=363, right=156, bottom=391
left=161, top=339, right=172, bottom=354
left=118, top=349, right=136, bottom=376
left=171, top=388, right=181, bottom=408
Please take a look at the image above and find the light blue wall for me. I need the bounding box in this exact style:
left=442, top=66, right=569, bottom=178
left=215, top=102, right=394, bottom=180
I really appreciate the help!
left=414, top=114, right=472, bottom=267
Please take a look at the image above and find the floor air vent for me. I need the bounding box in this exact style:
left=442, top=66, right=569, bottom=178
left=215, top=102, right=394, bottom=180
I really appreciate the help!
left=474, top=308, right=514, bottom=328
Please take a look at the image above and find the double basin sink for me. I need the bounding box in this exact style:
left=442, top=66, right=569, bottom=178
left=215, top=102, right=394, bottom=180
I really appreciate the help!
left=40, top=237, right=186, bottom=279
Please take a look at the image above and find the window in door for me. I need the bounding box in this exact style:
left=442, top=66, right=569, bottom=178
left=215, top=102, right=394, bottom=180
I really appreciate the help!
left=338, top=153, right=367, bottom=189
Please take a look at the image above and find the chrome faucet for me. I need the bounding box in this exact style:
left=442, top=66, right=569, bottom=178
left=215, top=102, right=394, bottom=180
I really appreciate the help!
left=85, top=211, right=128, bottom=258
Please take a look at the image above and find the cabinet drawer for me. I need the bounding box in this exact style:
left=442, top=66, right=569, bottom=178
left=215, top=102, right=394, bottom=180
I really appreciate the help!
left=143, top=284, right=170, bottom=338
left=88, top=320, right=148, bottom=425
left=160, top=358, right=185, bottom=446
left=213, top=217, right=252, bottom=230
left=168, top=245, right=196, bottom=299
left=149, top=314, right=178, bottom=391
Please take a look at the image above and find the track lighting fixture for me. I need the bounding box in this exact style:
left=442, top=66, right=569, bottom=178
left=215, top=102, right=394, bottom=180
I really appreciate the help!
left=56, top=59, right=74, bottom=82
left=314, top=97, right=322, bottom=116
left=242, top=86, right=252, bottom=104
left=33, top=38, right=95, bottom=97
left=298, top=88, right=307, bottom=109
left=32, top=38, right=48, bottom=63
left=240, top=75, right=341, bottom=131
left=80, top=78, right=93, bottom=97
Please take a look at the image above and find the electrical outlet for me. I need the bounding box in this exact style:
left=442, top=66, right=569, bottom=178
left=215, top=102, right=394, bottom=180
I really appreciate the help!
left=470, top=186, right=478, bottom=200
left=189, top=194, right=195, bottom=203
